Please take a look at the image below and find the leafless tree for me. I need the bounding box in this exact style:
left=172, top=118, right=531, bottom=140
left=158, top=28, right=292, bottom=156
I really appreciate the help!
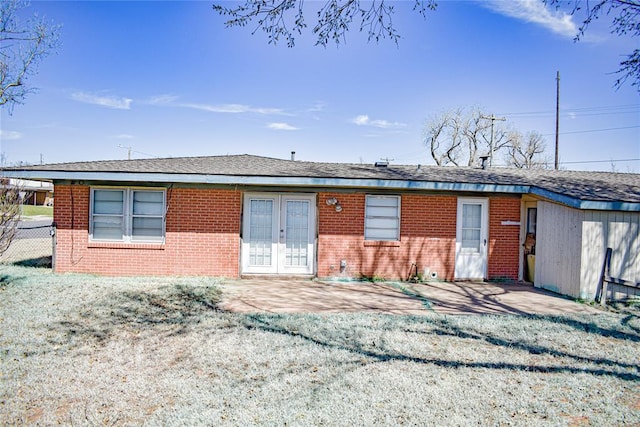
left=504, top=131, right=549, bottom=169
left=1, top=0, right=60, bottom=111
left=212, top=0, right=436, bottom=47
left=0, top=180, right=21, bottom=256
left=424, top=107, right=509, bottom=167
left=546, top=0, right=640, bottom=91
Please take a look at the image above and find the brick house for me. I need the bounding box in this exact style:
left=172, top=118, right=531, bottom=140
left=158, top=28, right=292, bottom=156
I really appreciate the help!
left=5, top=155, right=639, bottom=300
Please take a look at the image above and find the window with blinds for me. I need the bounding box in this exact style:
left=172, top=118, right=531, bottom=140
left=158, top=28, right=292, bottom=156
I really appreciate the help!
left=91, top=188, right=165, bottom=242
left=365, top=195, right=400, bottom=241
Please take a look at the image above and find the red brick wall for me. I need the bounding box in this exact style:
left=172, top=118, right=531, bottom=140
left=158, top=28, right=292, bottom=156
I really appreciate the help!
left=487, top=197, right=521, bottom=280
left=317, top=193, right=457, bottom=281
left=53, top=185, right=521, bottom=281
left=53, top=185, right=241, bottom=276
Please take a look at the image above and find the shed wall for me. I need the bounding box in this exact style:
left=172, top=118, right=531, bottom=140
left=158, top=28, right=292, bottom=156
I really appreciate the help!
left=580, top=211, right=640, bottom=300
left=534, top=201, right=583, bottom=297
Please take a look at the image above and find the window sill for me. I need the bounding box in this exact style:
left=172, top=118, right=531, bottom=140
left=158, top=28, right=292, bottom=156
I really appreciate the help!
left=88, top=241, right=165, bottom=250
left=363, top=240, right=400, bottom=247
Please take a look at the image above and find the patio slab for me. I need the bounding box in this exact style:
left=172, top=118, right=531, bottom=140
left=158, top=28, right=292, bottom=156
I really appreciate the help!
left=218, top=279, right=601, bottom=315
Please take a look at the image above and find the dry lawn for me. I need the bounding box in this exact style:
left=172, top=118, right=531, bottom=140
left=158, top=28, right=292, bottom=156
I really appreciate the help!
left=1, top=265, right=639, bottom=426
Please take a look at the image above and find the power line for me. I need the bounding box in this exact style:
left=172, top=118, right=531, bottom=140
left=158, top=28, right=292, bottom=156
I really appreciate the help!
left=498, top=103, right=639, bottom=118
left=558, top=158, right=640, bottom=165
left=540, top=125, right=640, bottom=136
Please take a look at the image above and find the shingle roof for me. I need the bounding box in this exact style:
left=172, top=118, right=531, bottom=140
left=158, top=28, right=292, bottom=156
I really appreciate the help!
left=5, top=154, right=640, bottom=205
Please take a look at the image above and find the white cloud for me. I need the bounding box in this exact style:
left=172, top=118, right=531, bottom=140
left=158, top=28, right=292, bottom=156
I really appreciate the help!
left=71, top=92, right=133, bottom=110
left=147, top=94, right=178, bottom=105
left=308, top=101, right=326, bottom=112
left=351, top=114, right=406, bottom=129
left=113, top=134, right=134, bottom=139
left=483, top=0, right=577, bottom=37
left=181, top=103, right=285, bottom=115
left=267, top=122, right=299, bottom=131
left=0, top=130, right=23, bottom=141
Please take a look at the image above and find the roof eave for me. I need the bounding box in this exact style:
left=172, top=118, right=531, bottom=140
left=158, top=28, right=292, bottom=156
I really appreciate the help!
left=5, top=170, right=640, bottom=212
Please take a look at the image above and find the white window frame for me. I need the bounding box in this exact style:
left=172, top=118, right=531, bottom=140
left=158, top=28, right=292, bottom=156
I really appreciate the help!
left=90, top=187, right=166, bottom=243
left=365, top=195, right=401, bottom=241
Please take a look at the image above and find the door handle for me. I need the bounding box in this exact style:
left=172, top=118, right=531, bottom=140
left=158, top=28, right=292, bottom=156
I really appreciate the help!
left=484, top=239, right=487, bottom=246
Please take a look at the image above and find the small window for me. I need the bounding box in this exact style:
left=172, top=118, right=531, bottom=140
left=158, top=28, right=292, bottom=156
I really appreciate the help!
left=365, top=195, right=400, bottom=241
left=91, top=188, right=165, bottom=243
left=527, top=207, right=537, bottom=235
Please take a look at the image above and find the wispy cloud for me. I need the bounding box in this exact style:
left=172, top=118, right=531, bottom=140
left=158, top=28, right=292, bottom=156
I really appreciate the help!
left=351, top=114, right=406, bottom=129
left=71, top=92, right=133, bottom=110
left=267, top=122, right=299, bottom=131
left=113, top=134, right=134, bottom=140
left=307, top=101, right=326, bottom=113
left=147, top=94, right=179, bottom=106
left=482, top=0, right=577, bottom=37
left=181, top=103, right=285, bottom=115
left=0, top=130, right=23, bottom=141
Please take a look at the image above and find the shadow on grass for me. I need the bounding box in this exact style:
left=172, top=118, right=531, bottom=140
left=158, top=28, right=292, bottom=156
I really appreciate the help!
left=48, top=283, right=222, bottom=350
left=13, top=256, right=52, bottom=268
left=240, top=313, right=640, bottom=383
left=35, top=278, right=639, bottom=384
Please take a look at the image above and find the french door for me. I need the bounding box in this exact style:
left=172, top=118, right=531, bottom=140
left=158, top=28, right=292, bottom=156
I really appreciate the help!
left=455, top=198, right=489, bottom=280
left=241, top=193, right=316, bottom=275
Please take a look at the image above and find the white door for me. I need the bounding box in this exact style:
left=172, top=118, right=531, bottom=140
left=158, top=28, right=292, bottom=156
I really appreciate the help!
left=242, top=193, right=315, bottom=275
left=455, top=198, right=489, bottom=280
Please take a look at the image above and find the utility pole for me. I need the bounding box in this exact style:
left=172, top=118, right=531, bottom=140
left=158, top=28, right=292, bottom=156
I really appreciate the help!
left=480, top=114, right=506, bottom=167
left=117, top=144, right=132, bottom=160
left=555, top=71, right=560, bottom=170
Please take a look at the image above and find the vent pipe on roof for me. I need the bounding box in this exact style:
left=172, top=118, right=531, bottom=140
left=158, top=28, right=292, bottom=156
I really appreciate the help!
left=479, top=155, right=490, bottom=170
left=291, top=151, right=296, bottom=161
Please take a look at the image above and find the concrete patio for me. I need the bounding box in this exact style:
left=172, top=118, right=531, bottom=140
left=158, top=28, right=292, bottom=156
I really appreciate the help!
left=218, top=279, right=601, bottom=315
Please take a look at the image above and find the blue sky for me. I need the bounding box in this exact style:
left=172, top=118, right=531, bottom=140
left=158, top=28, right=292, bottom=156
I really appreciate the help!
left=1, top=0, right=639, bottom=171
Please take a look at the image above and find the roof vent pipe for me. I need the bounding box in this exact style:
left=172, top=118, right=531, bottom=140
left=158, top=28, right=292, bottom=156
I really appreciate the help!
left=291, top=151, right=296, bottom=161
left=479, top=155, right=490, bottom=170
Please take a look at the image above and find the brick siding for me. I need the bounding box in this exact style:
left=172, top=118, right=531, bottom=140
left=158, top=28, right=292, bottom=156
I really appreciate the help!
left=53, top=185, right=241, bottom=276
left=487, top=197, right=521, bottom=280
left=317, top=193, right=458, bottom=281
left=53, top=185, right=521, bottom=281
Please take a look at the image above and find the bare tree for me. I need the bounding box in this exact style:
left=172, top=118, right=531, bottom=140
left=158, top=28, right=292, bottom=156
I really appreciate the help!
left=212, top=0, right=436, bottom=47
left=1, top=0, right=60, bottom=111
left=424, top=107, right=509, bottom=167
left=0, top=180, right=21, bottom=256
left=546, top=0, right=640, bottom=91
left=504, top=131, right=549, bottom=169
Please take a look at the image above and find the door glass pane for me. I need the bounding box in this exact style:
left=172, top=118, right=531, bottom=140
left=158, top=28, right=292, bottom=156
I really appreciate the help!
left=285, top=200, right=309, bottom=266
left=461, top=203, right=482, bottom=251
left=249, top=199, right=273, bottom=266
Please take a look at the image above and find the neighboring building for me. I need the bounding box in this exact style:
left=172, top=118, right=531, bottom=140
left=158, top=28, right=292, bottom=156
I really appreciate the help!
left=4, top=155, right=639, bottom=300
left=2, top=178, right=54, bottom=206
